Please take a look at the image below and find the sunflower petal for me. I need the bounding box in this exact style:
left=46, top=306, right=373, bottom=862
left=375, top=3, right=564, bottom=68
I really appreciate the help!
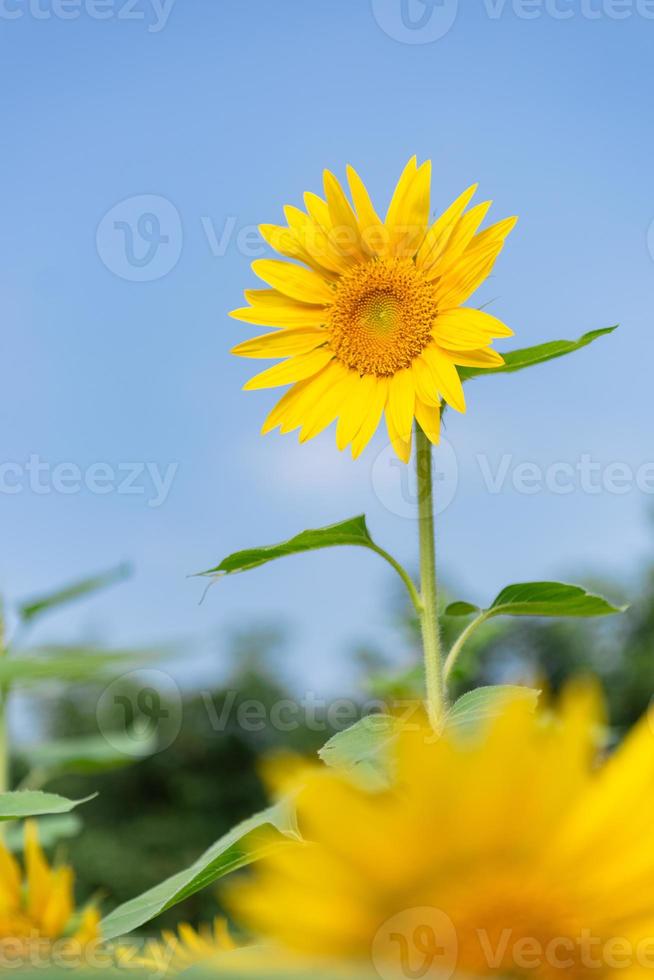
left=424, top=201, right=492, bottom=282
left=243, top=348, right=334, bottom=390
left=252, top=259, right=334, bottom=305
left=422, top=345, right=467, bottom=413
left=351, top=378, right=388, bottom=459
left=232, top=327, right=327, bottom=359
left=387, top=160, right=431, bottom=259
left=231, top=289, right=329, bottom=329
left=346, top=165, right=388, bottom=257
left=387, top=368, right=416, bottom=442
left=446, top=347, right=505, bottom=368
left=416, top=184, right=478, bottom=273
left=323, top=170, right=365, bottom=261
left=433, top=308, right=513, bottom=351
left=335, top=373, right=377, bottom=450
left=385, top=408, right=412, bottom=463
left=412, top=355, right=441, bottom=408
left=415, top=398, right=441, bottom=445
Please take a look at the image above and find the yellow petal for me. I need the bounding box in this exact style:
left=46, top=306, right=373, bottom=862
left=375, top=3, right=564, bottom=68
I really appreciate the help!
left=422, top=345, right=467, bottom=413
left=385, top=407, right=412, bottom=463
left=433, top=308, right=513, bottom=351
left=298, top=363, right=351, bottom=441
left=25, top=820, right=53, bottom=923
left=284, top=205, right=345, bottom=277
left=385, top=156, right=417, bottom=229
left=351, top=378, right=388, bottom=459
left=262, top=362, right=341, bottom=435
left=412, top=355, right=441, bottom=408
left=323, top=170, right=365, bottom=261
left=232, top=327, right=327, bottom=359
left=416, top=184, right=478, bottom=272
left=231, top=289, right=329, bottom=329
left=386, top=158, right=431, bottom=258
left=446, top=347, right=505, bottom=368
left=243, top=348, right=334, bottom=390
left=423, top=201, right=492, bottom=282
left=252, top=259, right=334, bottom=305
left=303, top=193, right=351, bottom=275
left=346, top=165, right=388, bottom=257
left=415, top=398, right=441, bottom=445
left=435, top=217, right=517, bottom=307
left=335, top=373, right=377, bottom=450
left=387, top=368, right=415, bottom=442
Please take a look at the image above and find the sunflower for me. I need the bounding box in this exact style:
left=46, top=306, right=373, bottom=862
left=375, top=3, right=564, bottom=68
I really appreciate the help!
left=0, top=820, right=100, bottom=966
left=230, top=688, right=654, bottom=978
left=231, top=157, right=516, bottom=461
left=117, top=916, right=237, bottom=976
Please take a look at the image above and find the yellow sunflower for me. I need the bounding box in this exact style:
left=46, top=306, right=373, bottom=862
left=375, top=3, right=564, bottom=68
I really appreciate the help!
left=0, top=820, right=100, bottom=966
left=231, top=157, right=517, bottom=462
left=230, top=687, right=654, bottom=978
left=117, top=916, right=236, bottom=976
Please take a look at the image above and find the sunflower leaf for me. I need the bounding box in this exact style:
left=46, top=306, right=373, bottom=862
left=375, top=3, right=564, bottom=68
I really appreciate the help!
left=446, top=582, right=626, bottom=620
left=99, top=800, right=301, bottom=940
left=319, top=714, right=399, bottom=788
left=0, top=790, right=96, bottom=821
left=458, top=326, right=617, bottom=382
left=197, top=516, right=421, bottom=613
left=447, top=685, right=541, bottom=730
left=18, top=563, right=131, bottom=624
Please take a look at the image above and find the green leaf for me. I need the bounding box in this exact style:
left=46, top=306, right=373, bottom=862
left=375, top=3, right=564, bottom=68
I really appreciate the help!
left=197, top=516, right=422, bottom=614
left=18, top=564, right=131, bottom=624
left=447, top=685, right=541, bottom=731
left=319, top=714, right=398, bottom=787
left=99, top=800, right=301, bottom=940
left=199, top=516, right=376, bottom=577
left=447, top=582, right=625, bottom=622
left=0, top=790, right=95, bottom=821
left=487, top=581, right=626, bottom=618
left=444, top=601, right=481, bottom=617
left=0, top=648, right=156, bottom=687
left=5, top=814, right=82, bottom=851
left=20, top=731, right=157, bottom=776
left=458, top=326, right=617, bottom=382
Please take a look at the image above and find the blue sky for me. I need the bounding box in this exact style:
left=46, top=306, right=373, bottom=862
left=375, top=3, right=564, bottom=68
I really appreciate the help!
left=1, top=0, right=653, bottom=696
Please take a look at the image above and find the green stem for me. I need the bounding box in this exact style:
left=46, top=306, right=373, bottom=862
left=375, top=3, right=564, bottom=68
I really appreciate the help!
left=415, top=423, right=445, bottom=729
left=0, top=613, right=8, bottom=800
left=443, top=611, right=491, bottom=682
left=370, top=545, right=423, bottom=620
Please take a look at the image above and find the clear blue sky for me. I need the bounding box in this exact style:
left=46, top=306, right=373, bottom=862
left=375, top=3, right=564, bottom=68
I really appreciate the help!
left=1, top=0, right=652, bottom=693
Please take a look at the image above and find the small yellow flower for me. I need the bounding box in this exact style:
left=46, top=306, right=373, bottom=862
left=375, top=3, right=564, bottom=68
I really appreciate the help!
left=231, top=158, right=516, bottom=461
left=0, top=820, right=100, bottom=965
left=117, top=916, right=236, bottom=976
left=230, top=688, right=654, bottom=978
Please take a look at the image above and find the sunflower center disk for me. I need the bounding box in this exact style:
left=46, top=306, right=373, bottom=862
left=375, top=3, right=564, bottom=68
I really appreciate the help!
left=328, top=258, right=438, bottom=377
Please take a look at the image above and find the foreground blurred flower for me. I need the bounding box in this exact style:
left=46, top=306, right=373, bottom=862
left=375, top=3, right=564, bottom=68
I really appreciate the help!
left=230, top=688, right=654, bottom=978
left=231, top=158, right=516, bottom=461
left=0, top=821, right=99, bottom=964
left=117, top=917, right=236, bottom=976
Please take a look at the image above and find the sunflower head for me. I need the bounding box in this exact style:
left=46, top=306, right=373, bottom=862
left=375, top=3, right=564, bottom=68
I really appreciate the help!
left=117, top=916, right=236, bottom=977
left=0, top=820, right=100, bottom=966
left=228, top=685, right=654, bottom=978
left=231, top=158, right=517, bottom=461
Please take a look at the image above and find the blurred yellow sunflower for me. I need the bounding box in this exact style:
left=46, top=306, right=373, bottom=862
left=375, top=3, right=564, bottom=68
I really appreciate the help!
left=117, top=916, right=236, bottom=976
left=230, top=688, right=654, bottom=978
left=0, top=820, right=99, bottom=965
left=231, top=157, right=516, bottom=461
